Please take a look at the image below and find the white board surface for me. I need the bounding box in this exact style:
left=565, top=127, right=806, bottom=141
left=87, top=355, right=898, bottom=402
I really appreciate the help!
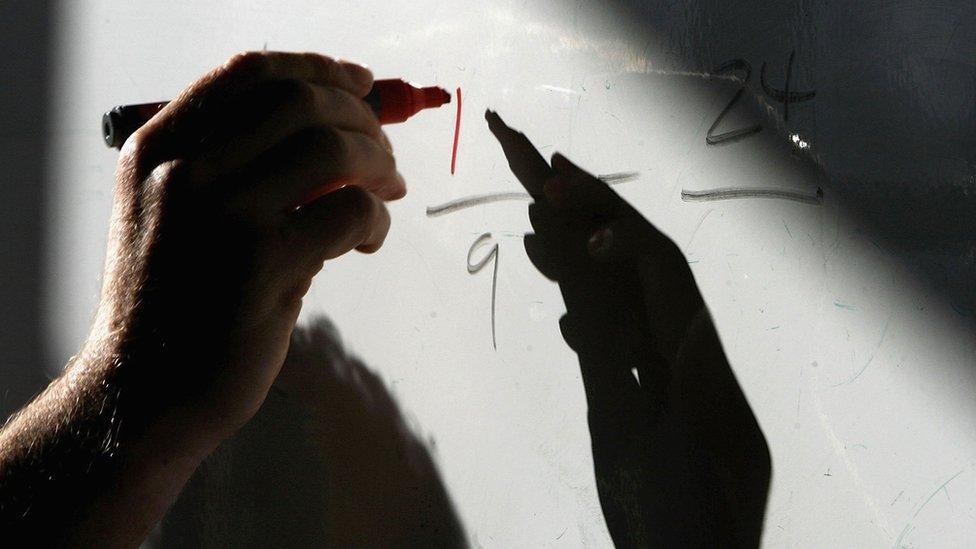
left=45, top=1, right=976, bottom=546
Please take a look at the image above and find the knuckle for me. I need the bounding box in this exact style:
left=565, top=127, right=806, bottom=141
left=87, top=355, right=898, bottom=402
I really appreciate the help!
left=306, top=126, right=350, bottom=169
left=287, top=78, right=318, bottom=104
left=115, top=129, right=164, bottom=198
left=356, top=97, right=384, bottom=137
left=354, top=95, right=379, bottom=123
left=274, top=78, right=318, bottom=111
left=117, top=130, right=150, bottom=175
left=346, top=186, right=375, bottom=222
left=319, top=84, right=348, bottom=110
left=343, top=189, right=378, bottom=244
left=113, top=158, right=191, bottom=233
left=334, top=90, right=383, bottom=138
left=305, top=53, right=340, bottom=80
left=144, top=159, right=190, bottom=199
left=280, top=278, right=312, bottom=313
left=225, top=51, right=268, bottom=77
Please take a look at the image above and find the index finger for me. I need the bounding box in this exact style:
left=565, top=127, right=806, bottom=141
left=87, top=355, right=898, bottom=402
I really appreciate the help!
left=484, top=109, right=552, bottom=196
left=197, top=51, right=373, bottom=101
left=133, top=51, right=374, bottom=162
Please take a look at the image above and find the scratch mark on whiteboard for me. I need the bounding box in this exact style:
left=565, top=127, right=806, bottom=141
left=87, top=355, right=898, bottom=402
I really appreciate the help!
left=893, top=469, right=966, bottom=548
left=811, top=370, right=895, bottom=539
left=912, top=469, right=964, bottom=519
left=829, top=312, right=894, bottom=387
left=850, top=312, right=893, bottom=382
left=536, top=84, right=579, bottom=95
left=686, top=208, right=715, bottom=248
left=890, top=490, right=904, bottom=506
left=641, top=68, right=741, bottom=81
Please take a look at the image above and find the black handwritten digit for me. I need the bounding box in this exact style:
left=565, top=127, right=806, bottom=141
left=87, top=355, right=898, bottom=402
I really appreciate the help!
left=706, top=59, right=763, bottom=145
left=760, top=49, right=816, bottom=121
left=467, top=232, right=499, bottom=350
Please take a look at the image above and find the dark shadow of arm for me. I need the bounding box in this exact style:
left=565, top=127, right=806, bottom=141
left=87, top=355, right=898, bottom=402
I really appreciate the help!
left=159, top=317, right=467, bottom=548
left=487, top=109, right=771, bottom=548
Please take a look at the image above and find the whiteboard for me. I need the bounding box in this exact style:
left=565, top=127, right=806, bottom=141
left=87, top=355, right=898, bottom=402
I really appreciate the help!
left=45, top=1, right=976, bottom=546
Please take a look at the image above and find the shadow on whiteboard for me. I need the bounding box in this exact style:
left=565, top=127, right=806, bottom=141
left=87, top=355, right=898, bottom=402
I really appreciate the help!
left=487, top=109, right=771, bottom=546
left=607, top=0, right=976, bottom=315
left=157, top=318, right=467, bottom=547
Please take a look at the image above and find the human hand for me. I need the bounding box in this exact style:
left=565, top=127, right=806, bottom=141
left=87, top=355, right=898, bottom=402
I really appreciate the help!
left=82, top=51, right=403, bottom=456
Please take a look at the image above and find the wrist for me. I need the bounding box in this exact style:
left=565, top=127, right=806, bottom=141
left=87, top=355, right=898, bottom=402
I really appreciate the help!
left=635, top=251, right=706, bottom=365
left=69, top=339, right=227, bottom=467
left=13, top=345, right=227, bottom=546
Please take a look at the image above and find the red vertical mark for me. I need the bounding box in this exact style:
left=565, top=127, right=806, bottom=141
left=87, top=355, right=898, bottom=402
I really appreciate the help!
left=451, top=87, right=462, bottom=175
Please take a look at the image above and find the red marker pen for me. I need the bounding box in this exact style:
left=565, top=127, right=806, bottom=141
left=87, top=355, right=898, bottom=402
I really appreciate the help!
left=102, top=78, right=451, bottom=148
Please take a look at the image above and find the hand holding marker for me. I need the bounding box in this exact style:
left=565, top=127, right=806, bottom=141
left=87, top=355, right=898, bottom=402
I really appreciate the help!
left=103, top=78, right=451, bottom=148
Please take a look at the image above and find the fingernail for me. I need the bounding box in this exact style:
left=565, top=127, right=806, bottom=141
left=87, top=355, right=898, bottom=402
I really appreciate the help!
left=588, top=227, right=613, bottom=257
left=339, top=60, right=373, bottom=89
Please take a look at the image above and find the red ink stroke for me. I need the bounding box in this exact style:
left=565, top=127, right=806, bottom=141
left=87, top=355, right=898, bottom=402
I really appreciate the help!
left=451, top=87, right=462, bottom=175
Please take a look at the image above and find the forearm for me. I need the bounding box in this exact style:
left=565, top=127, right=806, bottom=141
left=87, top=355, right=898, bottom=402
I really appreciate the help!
left=0, top=348, right=217, bottom=546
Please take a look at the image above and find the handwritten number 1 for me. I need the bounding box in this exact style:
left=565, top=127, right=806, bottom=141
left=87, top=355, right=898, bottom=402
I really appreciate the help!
left=706, top=59, right=763, bottom=145
left=467, top=233, right=499, bottom=350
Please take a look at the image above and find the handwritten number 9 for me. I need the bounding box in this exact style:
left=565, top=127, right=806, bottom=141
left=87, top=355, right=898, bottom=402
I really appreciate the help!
left=467, top=232, right=499, bottom=350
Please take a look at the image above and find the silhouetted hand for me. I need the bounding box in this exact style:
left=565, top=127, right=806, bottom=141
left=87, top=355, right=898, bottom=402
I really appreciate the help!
left=487, top=109, right=770, bottom=548
left=534, top=153, right=705, bottom=369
